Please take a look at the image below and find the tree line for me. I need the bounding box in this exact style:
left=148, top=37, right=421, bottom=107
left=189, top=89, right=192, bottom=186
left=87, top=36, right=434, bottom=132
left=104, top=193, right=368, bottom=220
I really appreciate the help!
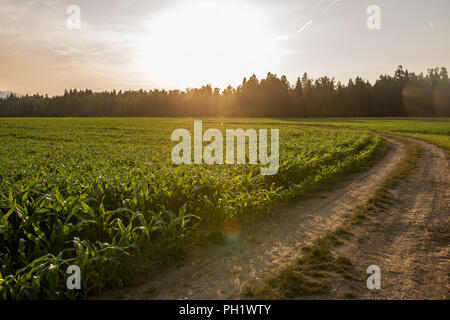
left=1, top=66, right=449, bottom=117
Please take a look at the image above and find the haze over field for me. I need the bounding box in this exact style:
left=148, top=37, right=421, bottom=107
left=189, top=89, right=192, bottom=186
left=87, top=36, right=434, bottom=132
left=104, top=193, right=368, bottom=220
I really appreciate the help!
left=1, top=0, right=449, bottom=95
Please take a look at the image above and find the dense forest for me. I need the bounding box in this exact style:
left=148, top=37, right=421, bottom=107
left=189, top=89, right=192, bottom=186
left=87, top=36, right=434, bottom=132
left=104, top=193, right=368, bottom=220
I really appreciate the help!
left=1, top=66, right=449, bottom=117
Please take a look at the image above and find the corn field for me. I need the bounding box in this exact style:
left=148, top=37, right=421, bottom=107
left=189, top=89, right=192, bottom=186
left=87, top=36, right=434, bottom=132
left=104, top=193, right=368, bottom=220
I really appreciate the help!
left=0, top=118, right=382, bottom=299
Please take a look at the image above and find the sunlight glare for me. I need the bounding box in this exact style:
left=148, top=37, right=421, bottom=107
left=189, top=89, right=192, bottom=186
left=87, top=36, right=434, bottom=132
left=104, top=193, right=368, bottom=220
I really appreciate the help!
left=137, top=1, right=280, bottom=89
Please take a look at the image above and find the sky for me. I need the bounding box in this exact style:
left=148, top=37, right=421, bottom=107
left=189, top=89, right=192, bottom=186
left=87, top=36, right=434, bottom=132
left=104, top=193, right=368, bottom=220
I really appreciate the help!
left=0, top=0, right=449, bottom=96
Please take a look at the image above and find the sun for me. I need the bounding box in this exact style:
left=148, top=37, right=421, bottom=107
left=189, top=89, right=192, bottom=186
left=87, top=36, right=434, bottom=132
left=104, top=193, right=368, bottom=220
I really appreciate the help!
left=137, top=1, right=280, bottom=89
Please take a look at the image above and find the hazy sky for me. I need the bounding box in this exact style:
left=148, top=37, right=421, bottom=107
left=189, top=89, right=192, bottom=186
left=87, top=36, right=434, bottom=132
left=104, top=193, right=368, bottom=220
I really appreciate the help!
left=1, top=0, right=449, bottom=95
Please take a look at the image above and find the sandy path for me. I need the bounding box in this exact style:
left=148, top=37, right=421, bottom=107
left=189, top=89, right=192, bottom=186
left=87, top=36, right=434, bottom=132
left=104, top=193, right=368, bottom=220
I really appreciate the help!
left=99, top=138, right=406, bottom=300
left=326, top=139, right=449, bottom=299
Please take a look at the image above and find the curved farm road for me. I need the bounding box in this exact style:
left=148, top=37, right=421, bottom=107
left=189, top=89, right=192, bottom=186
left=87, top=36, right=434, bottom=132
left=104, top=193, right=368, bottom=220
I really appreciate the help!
left=322, top=139, right=449, bottom=300
left=98, top=137, right=448, bottom=300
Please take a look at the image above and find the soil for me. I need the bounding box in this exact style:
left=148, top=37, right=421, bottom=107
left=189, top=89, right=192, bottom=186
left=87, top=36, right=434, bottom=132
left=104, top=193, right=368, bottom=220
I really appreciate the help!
left=97, top=137, right=448, bottom=300
left=320, top=139, right=449, bottom=299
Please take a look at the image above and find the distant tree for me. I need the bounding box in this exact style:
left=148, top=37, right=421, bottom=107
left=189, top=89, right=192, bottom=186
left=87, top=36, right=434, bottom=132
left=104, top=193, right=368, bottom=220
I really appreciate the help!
left=1, top=66, right=448, bottom=118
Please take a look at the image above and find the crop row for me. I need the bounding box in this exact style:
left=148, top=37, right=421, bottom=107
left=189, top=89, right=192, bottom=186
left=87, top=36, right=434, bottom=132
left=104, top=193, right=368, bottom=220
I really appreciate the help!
left=0, top=119, right=382, bottom=299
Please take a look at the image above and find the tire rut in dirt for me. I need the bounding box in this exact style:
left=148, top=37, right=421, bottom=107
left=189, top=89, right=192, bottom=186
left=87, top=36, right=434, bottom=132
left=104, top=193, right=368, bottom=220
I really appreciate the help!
left=330, top=140, right=449, bottom=299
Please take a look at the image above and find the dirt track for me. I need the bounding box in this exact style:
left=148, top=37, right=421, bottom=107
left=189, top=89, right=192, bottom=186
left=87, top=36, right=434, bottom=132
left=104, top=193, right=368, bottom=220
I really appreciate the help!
left=324, top=139, right=449, bottom=299
left=99, top=137, right=448, bottom=300
left=99, top=137, right=409, bottom=299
